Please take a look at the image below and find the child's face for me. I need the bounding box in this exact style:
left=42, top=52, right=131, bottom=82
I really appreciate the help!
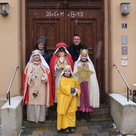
left=81, top=54, right=87, bottom=62
left=33, top=54, right=40, bottom=62
left=59, top=51, right=65, bottom=57
left=64, top=69, right=71, bottom=77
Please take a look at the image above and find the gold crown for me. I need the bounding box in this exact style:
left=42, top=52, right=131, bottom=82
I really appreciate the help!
left=80, top=49, right=88, bottom=55
left=64, top=65, right=71, bottom=70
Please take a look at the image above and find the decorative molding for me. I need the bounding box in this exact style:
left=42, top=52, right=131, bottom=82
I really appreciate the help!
left=27, top=0, right=104, bottom=9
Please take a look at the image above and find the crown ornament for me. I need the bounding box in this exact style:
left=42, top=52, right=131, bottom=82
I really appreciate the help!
left=80, top=49, right=88, bottom=55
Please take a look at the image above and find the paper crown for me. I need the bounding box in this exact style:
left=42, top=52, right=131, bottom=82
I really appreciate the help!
left=55, top=42, right=67, bottom=49
left=64, top=65, right=72, bottom=70
left=80, top=49, right=88, bottom=55
left=32, top=49, right=42, bottom=55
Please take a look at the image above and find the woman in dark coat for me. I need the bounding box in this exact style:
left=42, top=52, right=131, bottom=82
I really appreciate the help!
left=35, top=36, right=51, bottom=65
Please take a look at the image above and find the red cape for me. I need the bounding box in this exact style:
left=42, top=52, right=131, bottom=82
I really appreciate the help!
left=22, top=73, right=29, bottom=103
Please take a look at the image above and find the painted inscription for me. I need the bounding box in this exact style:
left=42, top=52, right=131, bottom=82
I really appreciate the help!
left=45, top=11, right=84, bottom=17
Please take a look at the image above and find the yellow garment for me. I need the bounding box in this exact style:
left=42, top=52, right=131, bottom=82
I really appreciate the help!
left=57, top=76, right=80, bottom=130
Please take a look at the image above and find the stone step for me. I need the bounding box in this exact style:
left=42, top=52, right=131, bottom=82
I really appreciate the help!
left=93, top=107, right=110, bottom=114
left=46, top=105, right=111, bottom=121
left=21, top=122, right=122, bottom=136
left=23, top=117, right=113, bottom=128
left=46, top=113, right=112, bottom=121
left=23, top=104, right=113, bottom=127
left=46, top=108, right=110, bottom=118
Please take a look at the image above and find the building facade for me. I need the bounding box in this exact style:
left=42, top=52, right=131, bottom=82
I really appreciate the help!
left=0, top=0, right=136, bottom=117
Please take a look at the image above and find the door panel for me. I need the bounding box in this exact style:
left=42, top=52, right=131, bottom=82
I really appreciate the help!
left=68, top=18, right=96, bottom=59
left=33, top=19, right=62, bottom=53
left=26, top=9, right=65, bottom=61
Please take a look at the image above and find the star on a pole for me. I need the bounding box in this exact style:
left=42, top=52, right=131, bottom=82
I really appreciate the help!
left=74, top=65, right=94, bottom=83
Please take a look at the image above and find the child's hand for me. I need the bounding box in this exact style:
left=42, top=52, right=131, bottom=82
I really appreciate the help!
left=41, top=74, right=47, bottom=82
left=41, top=75, right=45, bottom=80
left=71, top=88, right=76, bottom=94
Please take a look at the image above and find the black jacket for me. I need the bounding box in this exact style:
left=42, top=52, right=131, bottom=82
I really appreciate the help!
left=42, top=50, right=51, bottom=65
left=68, top=43, right=87, bottom=62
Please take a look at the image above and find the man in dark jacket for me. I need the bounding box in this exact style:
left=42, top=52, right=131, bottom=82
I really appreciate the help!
left=68, top=34, right=87, bottom=62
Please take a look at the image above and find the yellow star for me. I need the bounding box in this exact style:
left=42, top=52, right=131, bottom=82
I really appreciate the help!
left=74, top=65, right=94, bottom=83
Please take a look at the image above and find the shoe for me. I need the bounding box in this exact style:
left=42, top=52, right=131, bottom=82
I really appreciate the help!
left=63, top=128, right=70, bottom=133
left=69, top=127, right=76, bottom=133
left=57, top=130, right=63, bottom=133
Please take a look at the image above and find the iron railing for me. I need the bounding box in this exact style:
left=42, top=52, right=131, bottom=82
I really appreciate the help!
left=113, top=64, right=132, bottom=101
left=6, top=66, right=19, bottom=105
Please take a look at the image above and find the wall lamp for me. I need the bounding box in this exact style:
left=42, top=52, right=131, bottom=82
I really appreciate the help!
left=120, top=2, right=130, bottom=16
left=0, top=2, right=9, bottom=16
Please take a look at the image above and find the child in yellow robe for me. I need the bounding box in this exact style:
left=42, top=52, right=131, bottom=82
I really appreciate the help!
left=57, top=65, right=80, bottom=133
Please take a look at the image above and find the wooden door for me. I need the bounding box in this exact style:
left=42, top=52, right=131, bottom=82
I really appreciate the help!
left=26, top=0, right=105, bottom=102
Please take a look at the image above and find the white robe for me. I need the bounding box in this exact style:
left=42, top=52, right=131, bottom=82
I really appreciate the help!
left=74, top=57, right=100, bottom=108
